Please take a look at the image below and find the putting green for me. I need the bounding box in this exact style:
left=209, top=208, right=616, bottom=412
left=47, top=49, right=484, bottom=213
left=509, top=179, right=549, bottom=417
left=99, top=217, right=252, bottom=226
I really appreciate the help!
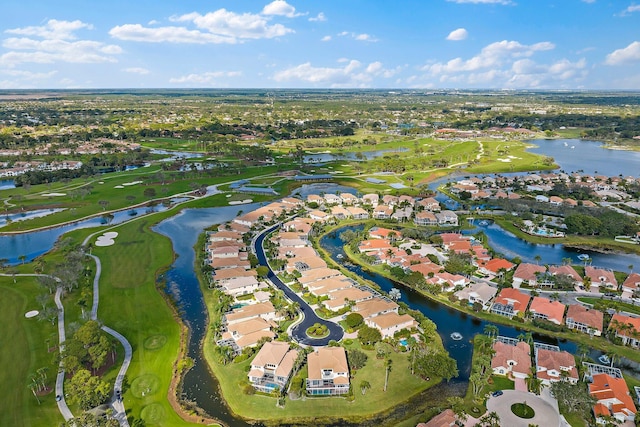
left=144, top=335, right=167, bottom=350
left=131, top=374, right=161, bottom=398
left=140, top=403, right=166, bottom=425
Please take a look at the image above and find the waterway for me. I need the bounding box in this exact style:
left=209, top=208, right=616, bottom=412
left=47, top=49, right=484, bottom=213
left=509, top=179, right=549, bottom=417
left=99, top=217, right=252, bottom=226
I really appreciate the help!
left=303, top=148, right=408, bottom=164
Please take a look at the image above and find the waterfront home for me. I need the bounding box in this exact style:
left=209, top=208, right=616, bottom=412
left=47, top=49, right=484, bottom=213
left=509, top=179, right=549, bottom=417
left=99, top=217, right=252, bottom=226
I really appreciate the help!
left=213, top=267, right=257, bottom=282
left=308, top=210, right=331, bottom=222
left=585, top=266, right=618, bottom=289
left=622, top=273, right=640, bottom=297
left=248, top=341, right=299, bottom=393
left=391, top=206, right=413, bottom=222
left=281, top=197, right=304, bottom=208
left=369, top=227, right=402, bottom=240
left=512, top=263, right=547, bottom=288
left=418, top=197, right=440, bottom=211
left=382, top=195, right=399, bottom=206
left=306, top=276, right=352, bottom=297
left=340, top=193, right=359, bottom=205
left=306, top=347, right=350, bottom=396
left=307, top=194, right=324, bottom=205
left=479, top=258, right=514, bottom=276
left=358, top=239, right=393, bottom=254
left=210, top=245, right=246, bottom=260
left=330, top=205, right=351, bottom=220
left=535, top=348, right=579, bottom=385
left=414, top=211, right=437, bottom=226
left=286, top=256, right=327, bottom=273
left=491, top=341, right=531, bottom=379
left=321, top=287, right=373, bottom=311
left=219, top=276, right=260, bottom=297
left=210, top=256, right=251, bottom=270
left=398, top=195, right=415, bottom=207
left=435, top=210, right=458, bottom=226
left=361, top=193, right=379, bottom=207
left=430, top=272, right=468, bottom=291
left=324, top=194, right=341, bottom=205
left=219, top=318, right=276, bottom=351
left=528, top=297, right=566, bottom=325
left=354, top=297, right=399, bottom=319
left=225, top=301, right=280, bottom=325
left=491, top=288, right=531, bottom=318
left=609, top=313, right=640, bottom=347
left=453, top=282, right=497, bottom=309
left=209, top=230, right=243, bottom=242
left=589, top=373, right=637, bottom=424
left=565, top=305, right=604, bottom=336
left=548, top=265, right=583, bottom=286
left=283, top=218, right=313, bottom=235
left=347, top=206, right=369, bottom=219
left=416, top=409, right=456, bottom=427
left=373, top=205, right=393, bottom=219
left=365, top=312, right=418, bottom=339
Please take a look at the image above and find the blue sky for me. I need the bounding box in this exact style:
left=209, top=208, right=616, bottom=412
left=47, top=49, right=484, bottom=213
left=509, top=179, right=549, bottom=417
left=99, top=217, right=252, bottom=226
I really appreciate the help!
left=2, top=0, right=640, bottom=89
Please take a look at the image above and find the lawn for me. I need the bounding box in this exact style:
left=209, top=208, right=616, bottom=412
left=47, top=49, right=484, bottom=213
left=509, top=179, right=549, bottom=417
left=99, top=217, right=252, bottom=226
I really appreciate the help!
left=87, top=217, right=202, bottom=426
left=0, top=276, right=62, bottom=427
left=576, top=297, right=640, bottom=316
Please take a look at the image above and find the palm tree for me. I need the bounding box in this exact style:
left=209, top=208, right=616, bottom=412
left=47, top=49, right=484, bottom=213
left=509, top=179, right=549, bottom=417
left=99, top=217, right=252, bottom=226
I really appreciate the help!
left=360, top=380, right=371, bottom=395
left=534, top=255, right=542, bottom=265
left=383, top=359, right=392, bottom=392
left=27, top=381, right=40, bottom=405
left=483, top=324, right=499, bottom=339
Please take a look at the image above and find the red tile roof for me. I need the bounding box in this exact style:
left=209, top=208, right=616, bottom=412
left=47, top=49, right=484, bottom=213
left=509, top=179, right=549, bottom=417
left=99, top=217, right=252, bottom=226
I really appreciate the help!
left=528, top=297, right=566, bottom=324
left=494, top=288, right=531, bottom=313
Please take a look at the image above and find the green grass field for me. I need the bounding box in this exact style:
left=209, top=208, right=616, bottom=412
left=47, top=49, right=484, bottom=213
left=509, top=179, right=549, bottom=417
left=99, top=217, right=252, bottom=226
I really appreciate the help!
left=0, top=276, right=62, bottom=427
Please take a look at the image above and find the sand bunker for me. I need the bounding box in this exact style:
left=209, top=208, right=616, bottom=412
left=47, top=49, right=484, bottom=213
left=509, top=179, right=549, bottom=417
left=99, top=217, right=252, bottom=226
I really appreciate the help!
left=114, top=185, right=124, bottom=189
left=122, top=181, right=143, bottom=186
left=41, top=193, right=67, bottom=197
left=25, top=310, right=39, bottom=318
left=229, top=199, right=253, bottom=205
left=95, top=231, right=119, bottom=247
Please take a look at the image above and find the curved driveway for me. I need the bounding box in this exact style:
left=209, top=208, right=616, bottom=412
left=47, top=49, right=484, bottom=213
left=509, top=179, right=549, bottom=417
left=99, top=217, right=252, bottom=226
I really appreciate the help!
left=254, top=224, right=344, bottom=346
left=486, top=389, right=560, bottom=427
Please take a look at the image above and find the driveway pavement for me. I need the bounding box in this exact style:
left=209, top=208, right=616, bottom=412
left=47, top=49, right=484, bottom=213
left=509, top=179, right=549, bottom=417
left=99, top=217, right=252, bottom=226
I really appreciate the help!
left=486, top=389, right=560, bottom=427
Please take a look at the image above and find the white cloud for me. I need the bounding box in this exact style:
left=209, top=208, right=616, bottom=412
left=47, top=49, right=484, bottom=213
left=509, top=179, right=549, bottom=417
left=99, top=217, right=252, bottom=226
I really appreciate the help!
left=262, top=1, right=302, bottom=18
left=321, top=35, right=332, bottom=42
left=148, top=20, right=160, bottom=25
left=1, top=19, right=120, bottom=67
left=123, top=67, right=150, bottom=75
left=605, top=41, right=640, bottom=65
left=273, top=59, right=398, bottom=87
left=309, top=12, right=327, bottom=22
left=422, top=40, right=554, bottom=74
left=6, top=19, right=92, bottom=40
left=169, top=71, right=242, bottom=84
left=620, top=4, right=640, bottom=15
left=446, top=28, right=468, bottom=41
left=1, top=69, right=57, bottom=80
left=447, top=0, right=513, bottom=4
left=337, top=31, right=378, bottom=42
left=111, top=6, right=294, bottom=44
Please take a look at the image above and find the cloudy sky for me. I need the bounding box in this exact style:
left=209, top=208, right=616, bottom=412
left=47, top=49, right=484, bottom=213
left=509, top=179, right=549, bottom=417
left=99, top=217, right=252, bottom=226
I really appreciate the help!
left=2, top=0, right=640, bottom=89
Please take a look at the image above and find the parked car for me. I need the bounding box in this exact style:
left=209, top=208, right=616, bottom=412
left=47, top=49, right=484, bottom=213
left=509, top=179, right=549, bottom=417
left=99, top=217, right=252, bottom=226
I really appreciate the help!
left=491, top=390, right=503, bottom=397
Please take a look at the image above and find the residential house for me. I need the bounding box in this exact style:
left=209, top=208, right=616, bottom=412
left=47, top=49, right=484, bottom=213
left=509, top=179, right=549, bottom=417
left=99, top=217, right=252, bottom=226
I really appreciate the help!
left=382, top=195, right=399, bottom=206
left=307, top=194, right=324, bottom=205
left=298, top=268, right=342, bottom=286
left=224, top=301, right=280, bottom=325
left=340, top=193, right=359, bottom=205
left=491, top=288, right=531, bottom=318
left=354, top=297, right=399, bottom=319
left=248, top=341, right=299, bottom=393
left=589, top=373, right=637, bottom=424
left=331, top=206, right=351, bottom=220
left=512, top=263, right=547, bottom=288
left=322, top=287, right=373, bottom=311
left=609, top=313, right=640, bottom=348
left=309, top=210, right=331, bottom=222
left=454, top=282, right=498, bottom=310
left=369, top=227, right=402, bottom=240
left=306, top=347, right=350, bottom=395
left=361, top=193, right=379, bottom=207
left=480, top=258, right=515, bottom=276
left=391, top=207, right=413, bottom=222
left=323, top=194, right=341, bottom=205
left=585, top=266, right=618, bottom=289
left=622, top=273, right=640, bottom=296
left=219, top=318, right=276, bottom=351
left=347, top=207, right=369, bottom=219
left=373, top=205, right=393, bottom=219
left=565, top=305, right=604, bottom=336
left=491, top=341, right=531, bottom=379
left=219, top=276, right=260, bottom=297
left=528, top=297, right=566, bottom=325
left=358, top=239, right=393, bottom=254
left=435, top=210, right=458, bottom=226
left=418, top=197, right=441, bottom=211
left=548, top=265, right=583, bottom=286
left=213, top=268, right=257, bottom=282
left=365, top=312, right=418, bottom=339
left=535, top=349, right=579, bottom=385
left=414, top=211, right=437, bottom=226
left=416, top=409, right=456, bottom=427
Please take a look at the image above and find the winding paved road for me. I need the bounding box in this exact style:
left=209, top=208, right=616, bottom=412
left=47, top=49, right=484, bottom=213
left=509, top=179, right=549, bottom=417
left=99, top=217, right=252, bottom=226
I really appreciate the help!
left=254, top=224, right=344, bottom=346
left=486, top=389, right=560, bottom=427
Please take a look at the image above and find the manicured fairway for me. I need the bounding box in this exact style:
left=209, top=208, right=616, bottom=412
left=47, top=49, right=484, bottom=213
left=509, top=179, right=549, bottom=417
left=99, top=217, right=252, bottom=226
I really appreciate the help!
left=0, top=277, right=61, bottom=427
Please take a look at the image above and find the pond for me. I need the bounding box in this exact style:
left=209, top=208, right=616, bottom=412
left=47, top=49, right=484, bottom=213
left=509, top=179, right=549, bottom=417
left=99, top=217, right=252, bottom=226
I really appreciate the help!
left=303, top=148, right=408, bottom=164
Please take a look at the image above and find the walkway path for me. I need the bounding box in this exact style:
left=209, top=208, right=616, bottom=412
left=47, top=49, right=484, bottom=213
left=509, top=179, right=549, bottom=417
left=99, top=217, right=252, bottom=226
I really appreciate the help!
left=253, top=223, right=344, bottom=346
left=54, top=286, right=74, bottom=421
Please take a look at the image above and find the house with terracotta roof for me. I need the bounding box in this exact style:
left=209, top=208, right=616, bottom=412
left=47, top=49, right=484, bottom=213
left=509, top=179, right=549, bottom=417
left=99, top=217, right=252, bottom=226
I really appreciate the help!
left=454, top=282, right=497, bottom=309
left=512, top=263, right=547, bottom=288
left=416, top=409, right=456, bottom=427
left=298, top=268, right=343, bottom=286
left=248, top=341, right=299, bottom=393
left=306, top=194, right=324, bottom=205
left=565, top=305, right=604, bottom=336
left=491, top=341, right=531, bottom=379
left=548, top=265, right=583, bottom=286
left=368, top=227, right=402, bottom=240
left=622, top=272, right=640, bottom=296
left=480, top=258, right=515, bottom=276
left=491, top=288, right=531, bottom=318
left=609, top=313, right=640, bottom=348
left=528, top=297, right=566, bottom=325
left=409, top=262, right=443, bottom=277
left=365, top=312, right=418, bottom=339
left=585, top=266, right=618, bottom=289
left=589, top=373, right=637, bottom=424
left=213, top=267, right=257, bottom=282
left=306, top=347, right=350, bottom=395
left=535, top=348, right=578, bottom=385
left=358, top=239, right=393, bottom=253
